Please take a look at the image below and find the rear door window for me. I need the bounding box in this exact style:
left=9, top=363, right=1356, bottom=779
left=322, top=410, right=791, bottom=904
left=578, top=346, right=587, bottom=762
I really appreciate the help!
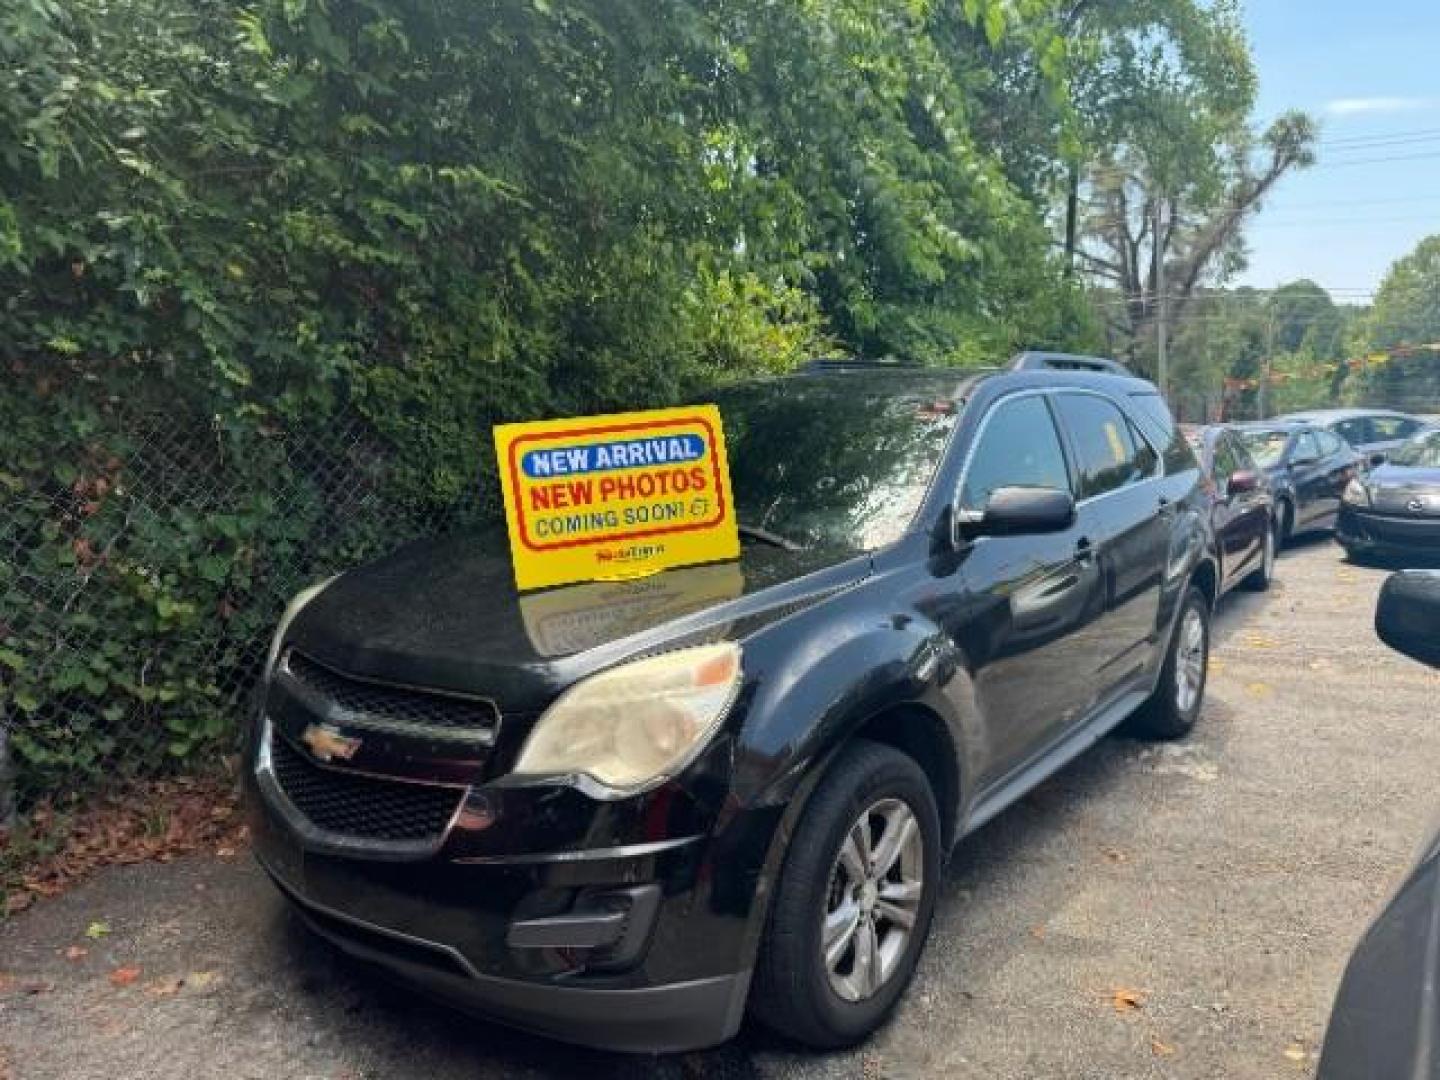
left=1053, top=393, right=1149, bottom=500
left=1333, top=418, right=1368, bottom=446
left=1294, top=431, right=1322, bottom=463
left=960, top=395, right=1072, bottom=509
left=1317, top=431, right=1347, bottom=458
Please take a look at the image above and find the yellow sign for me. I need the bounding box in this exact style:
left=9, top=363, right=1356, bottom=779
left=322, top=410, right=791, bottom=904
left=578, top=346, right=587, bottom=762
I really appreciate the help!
left=494, top=405, right=740, bottom=591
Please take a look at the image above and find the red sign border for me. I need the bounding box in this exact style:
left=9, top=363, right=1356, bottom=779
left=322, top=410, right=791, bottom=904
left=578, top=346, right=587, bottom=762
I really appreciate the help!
left=506, top=415, right=730, bottom=553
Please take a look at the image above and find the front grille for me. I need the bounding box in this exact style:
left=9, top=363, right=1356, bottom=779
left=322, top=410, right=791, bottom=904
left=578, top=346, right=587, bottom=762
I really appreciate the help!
left=282, top=651, right=499, bottom=739
left=270, top=734, right=464, bottom=842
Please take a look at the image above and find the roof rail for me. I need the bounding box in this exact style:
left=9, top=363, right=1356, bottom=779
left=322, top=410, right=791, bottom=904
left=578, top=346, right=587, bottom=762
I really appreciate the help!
left=799, top=357, right=928, bottom=374
left=1011, top=351, right=1132, bottom=376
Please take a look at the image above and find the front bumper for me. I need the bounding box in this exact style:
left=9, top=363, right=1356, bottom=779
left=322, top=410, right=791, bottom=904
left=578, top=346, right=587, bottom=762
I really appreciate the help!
left=1337, top=505, right=1440, bottom=556
left=245, top=717, right=780, bottom=1052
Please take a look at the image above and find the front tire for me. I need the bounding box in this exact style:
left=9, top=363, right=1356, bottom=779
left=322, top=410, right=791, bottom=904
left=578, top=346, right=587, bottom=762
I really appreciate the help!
left=1129, top=585, right=1210, bottom=740
left=752, top=741, right=941, bottom=1049
left=1242, top=522, right=1277, bottom=591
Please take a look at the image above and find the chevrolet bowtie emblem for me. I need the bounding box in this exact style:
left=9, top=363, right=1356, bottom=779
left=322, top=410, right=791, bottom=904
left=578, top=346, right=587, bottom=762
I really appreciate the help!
left=300, top=723, right=362, bottom=763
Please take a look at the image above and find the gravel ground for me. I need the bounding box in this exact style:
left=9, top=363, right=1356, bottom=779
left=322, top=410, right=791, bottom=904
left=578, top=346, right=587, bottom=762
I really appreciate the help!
left=4, top=537, right=1439, bottom=1080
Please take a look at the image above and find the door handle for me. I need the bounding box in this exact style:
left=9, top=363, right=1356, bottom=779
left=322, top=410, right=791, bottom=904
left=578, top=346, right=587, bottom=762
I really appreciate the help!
left=1075, top=536, right=1095, bottom=563
left=1157, top=495, right=1178, bottom=519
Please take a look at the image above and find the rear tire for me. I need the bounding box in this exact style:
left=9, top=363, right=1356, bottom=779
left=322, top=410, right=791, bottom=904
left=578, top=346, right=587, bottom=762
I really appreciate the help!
left=751, top=741, right=941, bottom=1049
left=1241, top=523, right=1277, bottom=592
left=1129, top=585, right=1209, bottom=740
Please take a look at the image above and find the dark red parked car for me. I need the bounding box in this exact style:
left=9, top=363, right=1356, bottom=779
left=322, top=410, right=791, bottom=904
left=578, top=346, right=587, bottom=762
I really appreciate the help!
left=1182, top=425, right=1277, bottom=596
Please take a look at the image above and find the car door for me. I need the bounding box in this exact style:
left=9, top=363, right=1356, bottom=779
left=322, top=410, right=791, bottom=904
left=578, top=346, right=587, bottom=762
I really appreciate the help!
left=1289, top=430, right=1331, bottom=525
left=1226, top=434, right=1272, bottom=574
left=1210, top=434, right=1254, bottom=588
left=1050, top=391, right=1170, bottom=703
left=952, top=392, right=1106, bottom=776
left=1317, top=430, right=1358, bottom=516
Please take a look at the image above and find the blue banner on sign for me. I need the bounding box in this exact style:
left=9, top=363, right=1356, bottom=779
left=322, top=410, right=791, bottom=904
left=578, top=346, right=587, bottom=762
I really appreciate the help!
left=521, top=433, right=707, bottom=478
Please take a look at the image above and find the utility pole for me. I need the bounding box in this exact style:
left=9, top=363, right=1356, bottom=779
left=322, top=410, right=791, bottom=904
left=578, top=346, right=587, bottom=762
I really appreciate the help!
left=1154, top=196, right=1168, bottom=399
left=1259, top=309, right=1276, bottom=419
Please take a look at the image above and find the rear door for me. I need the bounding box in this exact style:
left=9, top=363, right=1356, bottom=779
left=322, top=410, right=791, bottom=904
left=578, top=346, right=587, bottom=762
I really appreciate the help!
left=1290, top=430, right=1332, bottom=525
left=1051, top=391, right=1170, bottom=703
left=953, top=392, right=1106, bottom=775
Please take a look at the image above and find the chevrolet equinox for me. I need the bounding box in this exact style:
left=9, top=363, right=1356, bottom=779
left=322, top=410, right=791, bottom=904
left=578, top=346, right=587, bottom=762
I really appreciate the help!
left=245, top=354, right=1217, bottom=1052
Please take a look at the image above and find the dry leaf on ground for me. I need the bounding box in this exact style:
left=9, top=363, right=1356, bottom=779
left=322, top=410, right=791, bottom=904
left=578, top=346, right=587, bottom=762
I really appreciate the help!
left=1151, top=1036, right=1177, bottom=1056
left=144, top=975, right=185, bottom=997
left=1110, top=987, right=1146, bottom=1012
left=108, top=966, right=142, bottom=987
left=62, top=946, right=87, bottom=961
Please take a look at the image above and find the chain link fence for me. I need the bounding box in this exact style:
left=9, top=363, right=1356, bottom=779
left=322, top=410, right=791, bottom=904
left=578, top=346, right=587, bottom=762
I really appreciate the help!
left=1, top=379, right=486, bottom=828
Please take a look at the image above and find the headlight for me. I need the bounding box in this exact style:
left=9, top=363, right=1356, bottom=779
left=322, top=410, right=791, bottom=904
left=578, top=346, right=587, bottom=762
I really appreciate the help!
left=263, top=576, right=338, bottom=681
left=1342, top=478, right=1371, bottom=506
left=512, top=642, right=742, bottom=798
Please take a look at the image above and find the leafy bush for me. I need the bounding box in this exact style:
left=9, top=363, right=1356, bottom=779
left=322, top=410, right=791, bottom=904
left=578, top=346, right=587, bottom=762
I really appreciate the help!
left=1, top=0, right=1091, bottom=805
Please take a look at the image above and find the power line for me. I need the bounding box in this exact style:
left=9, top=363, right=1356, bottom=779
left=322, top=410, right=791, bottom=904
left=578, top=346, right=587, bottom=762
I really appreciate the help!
left=1313, top=148, right=1440, bottom=168
left=1319, top=126, right=1440, bottom=148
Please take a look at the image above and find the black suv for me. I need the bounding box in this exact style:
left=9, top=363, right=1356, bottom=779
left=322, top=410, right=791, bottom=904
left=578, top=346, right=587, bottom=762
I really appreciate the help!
left=245, top=355, right=1217, bottom=1052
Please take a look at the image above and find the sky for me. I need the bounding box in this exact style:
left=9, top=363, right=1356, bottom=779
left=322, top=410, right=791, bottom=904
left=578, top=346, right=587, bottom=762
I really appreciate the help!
left=1239, top=0, right=1440, bottom=304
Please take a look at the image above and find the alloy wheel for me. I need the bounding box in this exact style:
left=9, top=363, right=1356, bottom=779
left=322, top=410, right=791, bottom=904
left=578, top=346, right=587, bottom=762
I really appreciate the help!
left=1174, top=606, right=1206, bottom=714
left=822, top=798, right=925, bottom=1002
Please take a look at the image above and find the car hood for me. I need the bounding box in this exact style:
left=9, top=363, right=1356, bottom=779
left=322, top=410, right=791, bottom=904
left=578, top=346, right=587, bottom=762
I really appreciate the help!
left=285, top=529, right=871, bottom=712
left=1369, top=464, right=1440, bottom=488
left=1366, top=465, right=1440, bottom=514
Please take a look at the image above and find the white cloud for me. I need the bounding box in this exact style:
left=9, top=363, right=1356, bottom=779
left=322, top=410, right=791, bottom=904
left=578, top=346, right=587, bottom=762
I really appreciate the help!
left=1325, top=96, right=1436, bottom=117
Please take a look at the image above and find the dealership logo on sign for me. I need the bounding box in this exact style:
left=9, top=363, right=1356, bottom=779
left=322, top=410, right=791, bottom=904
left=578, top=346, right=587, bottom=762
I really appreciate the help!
left=494, top=406, right=740, bottom=591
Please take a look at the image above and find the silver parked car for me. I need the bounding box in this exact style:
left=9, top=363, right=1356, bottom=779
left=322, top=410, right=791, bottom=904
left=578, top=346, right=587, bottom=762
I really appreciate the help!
left=1277, top=408, right=1428, bottom=464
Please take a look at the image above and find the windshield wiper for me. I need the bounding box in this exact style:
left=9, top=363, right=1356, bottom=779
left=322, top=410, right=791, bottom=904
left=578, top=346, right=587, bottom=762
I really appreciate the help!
left=737, top=522, right=804, bottom=552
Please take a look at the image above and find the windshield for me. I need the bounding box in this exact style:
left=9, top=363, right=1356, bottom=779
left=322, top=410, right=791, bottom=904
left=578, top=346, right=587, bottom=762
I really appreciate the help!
left=1390, top=431, right=1440, bottom=468
left=712, top=377, right=960, bottom=551
left=1238, top=429, right=1291, bottom=468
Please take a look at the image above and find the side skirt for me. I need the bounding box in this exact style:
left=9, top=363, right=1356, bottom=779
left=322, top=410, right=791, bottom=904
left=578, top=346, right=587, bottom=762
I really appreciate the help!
left=960, top=684, right=1151, bottom=837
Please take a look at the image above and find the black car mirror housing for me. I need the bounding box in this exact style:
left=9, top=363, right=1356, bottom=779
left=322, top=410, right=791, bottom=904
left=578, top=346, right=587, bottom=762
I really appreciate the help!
left=956, top=486, right=1076, bottom=542
left=1376, top=570, right=1440, bottom=669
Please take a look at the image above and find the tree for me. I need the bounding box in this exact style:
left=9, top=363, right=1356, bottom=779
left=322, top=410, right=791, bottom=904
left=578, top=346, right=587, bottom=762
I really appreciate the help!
left=1055, top=1, right=1317, bottom=368
left=1351, top=235, right=1440, bottom=409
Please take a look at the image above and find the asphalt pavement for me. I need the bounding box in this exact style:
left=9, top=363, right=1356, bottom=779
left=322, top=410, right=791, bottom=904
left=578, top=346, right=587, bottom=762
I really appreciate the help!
left=3, top=537, right=1438, bottom=1079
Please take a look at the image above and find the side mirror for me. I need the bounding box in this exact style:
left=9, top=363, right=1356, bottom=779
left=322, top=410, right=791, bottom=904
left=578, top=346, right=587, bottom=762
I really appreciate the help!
left=958, top=486, right=1076, bottom=540
left=1376, top=571, right=1440, bottom=669
left=1228, top=470, right=1260, bottom=495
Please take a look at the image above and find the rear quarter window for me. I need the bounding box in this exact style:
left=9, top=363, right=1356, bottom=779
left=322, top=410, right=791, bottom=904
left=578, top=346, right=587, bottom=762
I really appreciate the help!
left=1128, top=392, right=1197, bottom=474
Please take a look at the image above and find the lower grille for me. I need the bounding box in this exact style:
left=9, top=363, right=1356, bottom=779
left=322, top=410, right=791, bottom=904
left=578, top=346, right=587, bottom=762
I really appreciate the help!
left=270, top=734, right=464, bottom=843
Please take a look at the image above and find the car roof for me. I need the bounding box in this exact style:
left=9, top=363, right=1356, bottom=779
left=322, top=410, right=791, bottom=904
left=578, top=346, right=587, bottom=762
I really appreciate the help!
left=1278, top=407, right=1407, bottom=421
left=788, top=360, right=1159, bottom=402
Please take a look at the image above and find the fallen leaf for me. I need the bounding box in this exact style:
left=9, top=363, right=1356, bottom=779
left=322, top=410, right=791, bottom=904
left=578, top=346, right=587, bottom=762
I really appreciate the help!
left=143, top=975, right=184, bottom=997
left=1151, top=1036, right=1177, bottom=1056
left=3, top=892, right=33, bottom=916
left=1030, top=924, right=1047, bottom=940
left=1111, top=987, right=1145, bottom=1012
left=1243, top=634, right=1280, bottom=649
left=63, top=946, right=87, bottom=961
left=1283, top=1043, right=1307, bottom=1062
left=1245, top=682, right=1274, bottom=698
left=85, top=921, right=111, bottom=940
left=109, top=966, right=142, bottom=987
left=1102, top=847, right=1128, bottom=863
left=186, top=971, right=220, bottom=990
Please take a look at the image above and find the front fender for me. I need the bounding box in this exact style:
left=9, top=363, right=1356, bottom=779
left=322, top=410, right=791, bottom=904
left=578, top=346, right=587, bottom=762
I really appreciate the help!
left=728, top=610, right=964, bottom=812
